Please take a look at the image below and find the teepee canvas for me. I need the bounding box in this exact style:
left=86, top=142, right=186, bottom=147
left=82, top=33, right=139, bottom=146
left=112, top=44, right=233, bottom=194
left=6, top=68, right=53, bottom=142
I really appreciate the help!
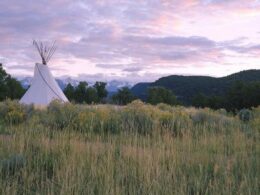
left=20, top=41, right=68, bottom=106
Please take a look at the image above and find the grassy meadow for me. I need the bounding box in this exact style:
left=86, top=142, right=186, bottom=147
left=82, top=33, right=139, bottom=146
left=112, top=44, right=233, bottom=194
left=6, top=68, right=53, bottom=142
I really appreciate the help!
left=0, top=100, right=259, bottom=194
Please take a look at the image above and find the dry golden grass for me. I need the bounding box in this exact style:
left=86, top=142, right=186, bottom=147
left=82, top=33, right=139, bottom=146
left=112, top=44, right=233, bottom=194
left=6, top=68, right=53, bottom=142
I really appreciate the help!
left=0, top=100, right=259, bottom=194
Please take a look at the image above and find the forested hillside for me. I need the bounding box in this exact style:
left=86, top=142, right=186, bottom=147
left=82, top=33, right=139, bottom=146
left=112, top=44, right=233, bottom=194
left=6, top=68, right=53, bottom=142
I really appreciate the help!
left=131, top=69, right=260, bottom=104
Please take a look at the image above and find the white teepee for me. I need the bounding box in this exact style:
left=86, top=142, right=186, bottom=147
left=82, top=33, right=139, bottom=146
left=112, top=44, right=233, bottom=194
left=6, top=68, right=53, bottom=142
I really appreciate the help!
left=20, top=41, right=69, bottom=106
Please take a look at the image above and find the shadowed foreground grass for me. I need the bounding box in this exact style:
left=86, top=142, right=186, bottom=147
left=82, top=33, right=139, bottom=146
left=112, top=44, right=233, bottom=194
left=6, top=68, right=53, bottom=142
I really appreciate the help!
left=0, top=100, right=259, bottom=194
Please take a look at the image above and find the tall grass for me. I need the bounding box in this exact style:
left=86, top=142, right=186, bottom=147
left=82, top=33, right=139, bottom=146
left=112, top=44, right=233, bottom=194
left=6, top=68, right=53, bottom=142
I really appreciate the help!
left=0, top=100, right=259, bottom=194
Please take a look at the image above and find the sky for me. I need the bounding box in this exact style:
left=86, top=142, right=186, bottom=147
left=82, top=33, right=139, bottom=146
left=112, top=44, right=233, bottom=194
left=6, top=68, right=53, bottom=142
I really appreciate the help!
left=0, top=0, right=260, bottom=83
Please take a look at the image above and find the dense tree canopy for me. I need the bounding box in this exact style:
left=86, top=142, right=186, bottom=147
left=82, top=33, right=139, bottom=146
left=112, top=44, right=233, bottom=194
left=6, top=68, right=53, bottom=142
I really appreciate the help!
left=63, top=83, right=75, bottom=101
left=94, top=82, right=108, bottom=103
left=63, top=81, right=108, bottom=104
left=112, top=87, right=136, bottom=105
left=74, top=82, right=88, bottom=103
left=226, top=81, right=260, bottom=111
left=85, top=87, right=99, bottom=104
left=0, top=63, right=25, bottom=101
left=192, top=94, right=225, bottom=110
left=192, top=81, right=260, bottom=112
left=147, top=87, right=178, bottom=106
left=132, top=70, right=260, bottom=105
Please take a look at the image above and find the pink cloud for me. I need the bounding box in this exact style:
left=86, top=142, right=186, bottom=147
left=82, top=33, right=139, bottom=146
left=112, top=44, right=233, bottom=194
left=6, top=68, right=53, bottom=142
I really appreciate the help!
left=0, top=0, right=259, bottom=81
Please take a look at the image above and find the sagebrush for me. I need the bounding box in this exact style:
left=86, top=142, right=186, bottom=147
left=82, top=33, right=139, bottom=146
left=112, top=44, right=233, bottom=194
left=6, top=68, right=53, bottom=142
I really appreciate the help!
left=0, top=100, right=259, bottom=194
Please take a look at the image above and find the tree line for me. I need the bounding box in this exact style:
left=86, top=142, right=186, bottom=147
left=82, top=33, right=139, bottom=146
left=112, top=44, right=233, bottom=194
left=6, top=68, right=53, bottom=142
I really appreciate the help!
left=64, top=82, right=108, bottom=104
left=111, top=86, right=178, bottom=106
left=192, top=81, right=260, bottom=112
left=0, top=63, right=259, bottom=111
left=0, top=63, right=25, bottom=101
left=63, top=81, right=178, bottom=106
left=64, top=84, right=137, bottom=105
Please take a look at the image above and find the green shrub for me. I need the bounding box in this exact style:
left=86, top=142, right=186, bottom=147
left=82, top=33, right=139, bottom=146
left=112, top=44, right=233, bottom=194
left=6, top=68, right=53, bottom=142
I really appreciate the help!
left=42, top=100, right=80, bottom=130
left=0, top=124, right=6, bottom=135
left=158, top=112, right=177, bottom=135
left=0, top=100, right=27, bottom=125
left=156, top=103, right=173, bottom=112
left=74, top=109, right=96, bottom=132
left=190, top=109, right=231, bottom=125
left=250, top=107, right=260, bottom=131
left=4, top=110, right=25, bottom=125
left=190, top=110, right=210, bottom=124
left=0, top=154, right=26, bottom=177
left=121, top=101, right=154, bottom=135
left=216, top=108, right=227, bottom=116
left=158, top=110, right=191, bottom=137
left=102, top=110, right=122, bottom=134
left=238, top=109, right=253, bottom=122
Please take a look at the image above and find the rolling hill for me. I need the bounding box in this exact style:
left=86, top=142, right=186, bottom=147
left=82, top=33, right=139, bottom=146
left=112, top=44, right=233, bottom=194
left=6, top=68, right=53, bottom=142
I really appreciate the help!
left=131, top=69, right=260, bottom=104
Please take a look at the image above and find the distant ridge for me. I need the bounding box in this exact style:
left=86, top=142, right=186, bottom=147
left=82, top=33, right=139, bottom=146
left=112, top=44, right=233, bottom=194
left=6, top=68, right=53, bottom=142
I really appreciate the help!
left=131, top=69, right=260, bottom=104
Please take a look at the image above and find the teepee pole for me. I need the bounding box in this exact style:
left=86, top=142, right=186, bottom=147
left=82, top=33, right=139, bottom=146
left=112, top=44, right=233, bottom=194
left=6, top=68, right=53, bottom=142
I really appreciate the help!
left=33, top=40, right=57, bottom=65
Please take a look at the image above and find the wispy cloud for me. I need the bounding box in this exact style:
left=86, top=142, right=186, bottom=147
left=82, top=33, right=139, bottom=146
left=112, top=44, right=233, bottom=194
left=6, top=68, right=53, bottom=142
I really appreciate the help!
left=0, top=0, right=260, bottom=82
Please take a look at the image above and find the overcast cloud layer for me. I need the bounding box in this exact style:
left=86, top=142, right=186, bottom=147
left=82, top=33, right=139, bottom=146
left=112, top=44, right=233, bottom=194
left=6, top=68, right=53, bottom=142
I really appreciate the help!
left=0, top=0, right=260, bottom=83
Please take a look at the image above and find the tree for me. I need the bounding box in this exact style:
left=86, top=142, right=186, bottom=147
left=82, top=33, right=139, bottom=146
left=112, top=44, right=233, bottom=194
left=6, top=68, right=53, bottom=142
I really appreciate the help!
left=192, top=81, right=260, bottom=111
left=226, top=81, right=244, bottom=111
left=0, top=63, right=8, bottom=100
left=74, top=81, right=88, bottom=103
left=94, top=82, right=108, bottom=103
left=86, top=87, right=98, bottom=104
left=192, top=93, right=208, bottom=108
left=6, top=76, right=26, bottom=99
left=226, top=81, right=260, bottom=111
left=0, top=63, right=25, bottom=101
left=65, top=83, right=180, bottom=106
left=206, top=95, right=225, bottom=110
left=63, top=83, right=75, bottom=101
left=112, top=87, right=136, bottom=105
left=192, top=93, right=225, bottom=109
left=243, top=81, right=260, bottom=108
left=147, top=87, right=178, bottom=105
left=64, top=82, right=101, bottom=104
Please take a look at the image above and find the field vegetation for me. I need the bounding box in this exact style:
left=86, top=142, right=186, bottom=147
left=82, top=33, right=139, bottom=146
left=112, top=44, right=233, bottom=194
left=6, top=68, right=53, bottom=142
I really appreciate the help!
left=0, top=100, right=259, bottom=194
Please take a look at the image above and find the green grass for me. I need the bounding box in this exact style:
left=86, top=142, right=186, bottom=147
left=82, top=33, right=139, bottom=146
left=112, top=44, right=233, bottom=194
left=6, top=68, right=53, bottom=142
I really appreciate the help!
left=0, top=100, right=259, bottom=194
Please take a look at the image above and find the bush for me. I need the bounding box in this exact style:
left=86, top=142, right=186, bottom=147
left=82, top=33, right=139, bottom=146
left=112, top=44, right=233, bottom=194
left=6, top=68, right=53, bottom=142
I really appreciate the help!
left=121, top=101, right=155, bottom=135
left=190, top=109, right=229, bottom=125
left=43, top=100, right=80, bottom=129
left=0, top=154, right=26, bottom=177
left=4, top=110, right=25, bottom=125
left=216, top=108, right=227, bottom=116
left=188, top=108, right=235, bottom=136
left=74, top=110, right=96, bottom=132
left=156, top=103, right=173, bottom=112
left=147, top=86, right=178, bottom=106
left=238, top=109, right=253, bottom=122
left=0, top=100, right=27, bottom=125
left=190, top=110, right=210, bottom=124
left=0, top=100, right=242, bottom=137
